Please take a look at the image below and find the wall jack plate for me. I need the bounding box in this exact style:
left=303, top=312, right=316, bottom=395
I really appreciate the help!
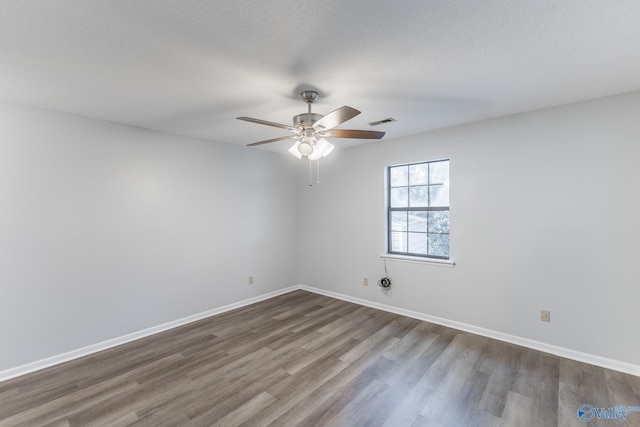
left=540, top=310, right=550, bottom=322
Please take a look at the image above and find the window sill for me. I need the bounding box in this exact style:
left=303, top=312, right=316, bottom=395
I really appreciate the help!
left=381, top=254, right=456, bottom=267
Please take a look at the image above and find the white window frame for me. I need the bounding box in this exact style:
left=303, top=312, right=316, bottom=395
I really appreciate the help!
left=385, top=159, right=452, bottom=263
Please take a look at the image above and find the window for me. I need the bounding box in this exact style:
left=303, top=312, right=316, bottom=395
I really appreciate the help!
left=387, top=160, right=450, bottom=259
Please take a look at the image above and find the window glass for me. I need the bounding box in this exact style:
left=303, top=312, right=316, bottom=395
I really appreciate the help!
left=387, top=160, right=450, bottom=259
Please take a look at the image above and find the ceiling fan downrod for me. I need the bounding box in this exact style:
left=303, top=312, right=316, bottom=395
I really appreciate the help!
left=300, top=90, right=319, bottom=112
left=294, top=91, right=323, bottom=129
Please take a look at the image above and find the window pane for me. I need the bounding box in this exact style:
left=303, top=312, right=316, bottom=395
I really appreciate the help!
left=428, top=211, right=449, bottom=233
left=428, top=233, right=449, bottom=257
left=391, top=231, right=407, bottom=252
left=391, top=211, right=407, bottom=231
left=390, top=187, right=408, bottom=207
left=409, top=186, right=428, bottom=207
left=387, top=160, right=449, bottom=260
left=408, top=232, right=428, bottom=254
left=408, top=211, right=427, bottom=232
left=390, top=166, right=408, bottom=187
left=409, top=163, right=429, bottom=185
left=429, top=184, right=449, bottom=207
left=429, top=161, right=449, bottom=185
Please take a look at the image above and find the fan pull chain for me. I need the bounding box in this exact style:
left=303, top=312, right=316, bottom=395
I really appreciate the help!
left=309, top=158, right=313, bottom=186
left=317, top=159, right=320, bottom=184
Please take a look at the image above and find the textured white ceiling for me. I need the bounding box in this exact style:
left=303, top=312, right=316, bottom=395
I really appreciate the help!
left=1, top=1, right=640, bottom=153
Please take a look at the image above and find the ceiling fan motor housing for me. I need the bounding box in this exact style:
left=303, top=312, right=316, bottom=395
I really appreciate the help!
left=293, top=113, right=323, bottom=128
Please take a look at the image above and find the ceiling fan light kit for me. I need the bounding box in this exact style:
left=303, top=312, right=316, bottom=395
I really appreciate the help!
left=238, top=89, right=372, bottom=154
left=237, top=90, right=385, bottom=184
left=308, top=138, right=334, bottom=160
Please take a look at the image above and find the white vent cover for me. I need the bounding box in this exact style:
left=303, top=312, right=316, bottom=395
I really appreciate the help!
left=368, top=118, right=396, bottom=126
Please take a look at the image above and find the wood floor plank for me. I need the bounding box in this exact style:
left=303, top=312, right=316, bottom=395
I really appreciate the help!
left=1, top=289, right=639, bottom=427
left=324, top=378, right=388, bottom=426
left=0, top=378, right=140, bottom=427
left=558, top=381, right=585, bottom=427
left=477, top=341, right=522, bottom=418
left=247, top=349, right=351, bottom=425
left=381, top=379, right=436, bottom=427
left=211, top=391, right=276, bottom=427
left=265, top=355, right=394, bottom=427
left=350, top=380, right=413, bottom=427
left=187, top=369, right=287, bottom=425
left=419, top=334, right=485, bottom=421
left=274, top=356, right=395, bottom=427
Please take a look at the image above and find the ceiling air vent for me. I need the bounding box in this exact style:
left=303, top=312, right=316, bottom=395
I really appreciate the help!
left=368, top=117, right=396, bottom=126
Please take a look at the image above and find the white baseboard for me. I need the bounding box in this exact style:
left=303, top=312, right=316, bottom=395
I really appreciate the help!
left=299, top=285, right=640, bottom=378
left=2, top=284, right=638, bottom=382
left=0, top=286, right=298, bottom=382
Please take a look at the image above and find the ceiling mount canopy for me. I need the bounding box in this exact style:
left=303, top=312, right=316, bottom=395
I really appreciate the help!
left=300, top=90, right=318, bottom=105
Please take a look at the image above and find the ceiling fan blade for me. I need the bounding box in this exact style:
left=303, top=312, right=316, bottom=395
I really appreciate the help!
left=312, top=106, right=360, bottom=131
left=247, top=135, right=298, bottom=147
left=329, top=129, right=385, bottom=139
left=237, top=117, right=296, bottom=131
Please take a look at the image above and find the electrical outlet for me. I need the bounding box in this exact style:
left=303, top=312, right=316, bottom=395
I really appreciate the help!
left=248, top=276, right=254, bottom=285
left=363, top=277, right=369, bottom=286
left=540, top=310, right=550, bottom=322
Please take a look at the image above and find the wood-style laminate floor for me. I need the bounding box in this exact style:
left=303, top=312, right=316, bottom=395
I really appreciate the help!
left=1, top=290, right=639, bottom=427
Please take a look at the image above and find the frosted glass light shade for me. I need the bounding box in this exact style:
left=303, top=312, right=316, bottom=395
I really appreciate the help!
left=308, top=138, right=334, bottom=160
left=297, top=141, right=314, bottom=156
left=318, top=138, right=334, bottom=156
left=288, top=141, right=302, bottom=159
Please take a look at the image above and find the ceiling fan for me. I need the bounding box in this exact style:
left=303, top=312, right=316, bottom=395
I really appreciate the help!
left=237, top=90, right=385, bottom=160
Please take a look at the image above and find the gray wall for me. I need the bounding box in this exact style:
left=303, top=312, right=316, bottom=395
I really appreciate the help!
left=298, top=91, right=640, bottom=367
left=2, top=90, right=639, bottom=374
left=0, top=103, right=299, bottom=371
